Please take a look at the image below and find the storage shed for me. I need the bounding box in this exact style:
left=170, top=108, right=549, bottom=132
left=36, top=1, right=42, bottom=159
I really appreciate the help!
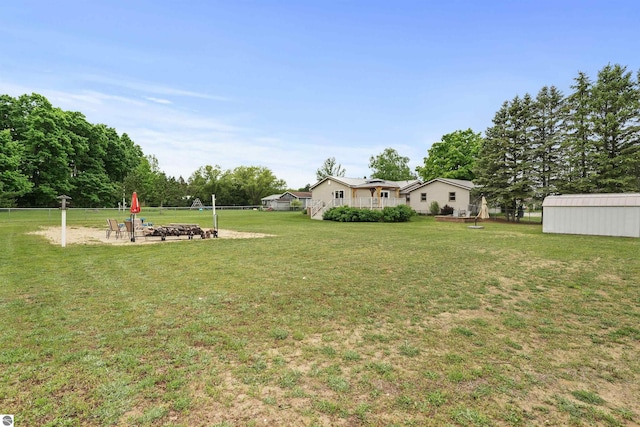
left=542, top=193, right=640, bottom=238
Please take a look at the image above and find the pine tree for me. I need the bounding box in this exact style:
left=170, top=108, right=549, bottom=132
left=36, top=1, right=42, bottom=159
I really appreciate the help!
left=590, top=64, right=640, bottom=192
left=560, top=71, right=596, bottom=193
left=475, top=102, right=510, bottom=205
left=531, top=86, right=564, bottom=201
left=475, top=96, right=535, bottom=221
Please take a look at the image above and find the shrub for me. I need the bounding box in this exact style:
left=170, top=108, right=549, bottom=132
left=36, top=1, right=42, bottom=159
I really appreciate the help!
left=394, top=204, right=415, bottom=221
left=382, top=205, right=415, bottom=222
left=429, top=201, right=440, bottom=216
left=382, top=206, right=400, bottom=222
left=440, top=204, right=454, bottom=215
left=357, top=209, right=383, bottom=222
left=323, top=205, right=414, bottom=223
left=323, top=207, right=346, bottom=222
left=323, top=206, right=375, bottom=222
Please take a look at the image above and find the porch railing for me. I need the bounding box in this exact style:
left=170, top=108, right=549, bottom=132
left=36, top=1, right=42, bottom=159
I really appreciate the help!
left=310, top=197, right=406, bottom=218
left=351, top=197, right=405, bottom=209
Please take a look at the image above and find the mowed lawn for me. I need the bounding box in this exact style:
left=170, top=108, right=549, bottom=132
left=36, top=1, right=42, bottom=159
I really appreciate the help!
left=1, top=209, right=639, bottom=426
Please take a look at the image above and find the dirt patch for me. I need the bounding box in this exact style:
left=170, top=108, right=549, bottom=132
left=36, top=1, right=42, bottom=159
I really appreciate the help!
left=29, top=226, right=275, bottom=246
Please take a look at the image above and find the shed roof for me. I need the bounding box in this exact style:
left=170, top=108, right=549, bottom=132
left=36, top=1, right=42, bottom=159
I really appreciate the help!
left=284, top=191, right=312, bottom=199
left=543, top=193, right=640, bottom=207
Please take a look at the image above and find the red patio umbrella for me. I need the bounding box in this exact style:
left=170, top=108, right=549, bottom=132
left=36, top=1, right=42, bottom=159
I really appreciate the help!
left=130, top=192, right=141, bottom=242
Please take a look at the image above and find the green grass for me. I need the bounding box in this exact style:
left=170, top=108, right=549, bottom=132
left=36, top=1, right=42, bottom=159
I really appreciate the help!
left=1, top=209, right=639, bottom=425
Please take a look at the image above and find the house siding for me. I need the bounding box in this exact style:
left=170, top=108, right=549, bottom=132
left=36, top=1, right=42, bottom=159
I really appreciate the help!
left=309, top=177, right=422, bottom=219
left=407, top=181, right=472, bottom=214
left=311, top=179, right=353, bottom=208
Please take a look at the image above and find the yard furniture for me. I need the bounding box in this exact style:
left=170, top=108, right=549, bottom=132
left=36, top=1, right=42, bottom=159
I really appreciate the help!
left=106, top=219, right=125, bottom=239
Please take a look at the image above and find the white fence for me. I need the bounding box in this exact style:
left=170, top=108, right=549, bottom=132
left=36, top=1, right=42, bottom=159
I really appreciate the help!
left=330, top=197, right=405, bottom=209
left=310, top=197, right=407, bottom=219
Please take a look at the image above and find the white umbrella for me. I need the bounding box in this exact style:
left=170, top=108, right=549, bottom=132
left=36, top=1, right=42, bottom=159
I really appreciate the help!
left=477, top=196, right=490, bottom=220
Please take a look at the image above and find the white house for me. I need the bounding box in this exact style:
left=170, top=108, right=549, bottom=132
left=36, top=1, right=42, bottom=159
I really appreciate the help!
left=406, top=178, right=476, bottom=215
left=542, top=193, right=640, bottom=238
left=261, top=191, right=312, bottom=211
left=309, top=176, right=420, bottom=219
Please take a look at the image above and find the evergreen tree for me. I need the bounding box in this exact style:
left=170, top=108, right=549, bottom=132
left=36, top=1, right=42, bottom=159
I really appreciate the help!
left=531, top=86, right=564, bottom=201
left=475, top=96, right=535, bottom=221
left=474, top=102, right=512, bottom=209
left=590, top=64, right=640, bottom=192
left=560, top=71, right=597, bottom=193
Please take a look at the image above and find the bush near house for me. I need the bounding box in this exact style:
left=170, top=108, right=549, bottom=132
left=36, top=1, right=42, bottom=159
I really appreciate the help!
left=290, top=199, right=303, bottom=210
left=382, top=204, right=415, bottom=222
left=323, top=205, right=415, bottom=222
left=439, top=204, right=454, bottom=215
left=429, top=201, right=440, bottom=216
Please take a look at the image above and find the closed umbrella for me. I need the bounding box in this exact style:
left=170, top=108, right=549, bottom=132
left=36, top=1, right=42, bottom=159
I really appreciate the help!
left=130, top=191, right=141, bottom=242
left=477, top=195, right=490, bottom=220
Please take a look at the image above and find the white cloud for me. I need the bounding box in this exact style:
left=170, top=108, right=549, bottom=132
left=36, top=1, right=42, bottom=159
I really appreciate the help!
left=1, top=78, right=395, bottom=188
left=79, top=73, right=230, bottom=101
left=145, top=97, right=172, bottom=105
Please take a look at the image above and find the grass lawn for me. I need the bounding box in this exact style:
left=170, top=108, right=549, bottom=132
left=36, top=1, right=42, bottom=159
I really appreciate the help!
left=1, top=209, right=639, bottom=426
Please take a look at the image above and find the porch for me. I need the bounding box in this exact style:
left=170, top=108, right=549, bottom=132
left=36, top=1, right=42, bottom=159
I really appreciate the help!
left=309, top=197, right=407, bottom=219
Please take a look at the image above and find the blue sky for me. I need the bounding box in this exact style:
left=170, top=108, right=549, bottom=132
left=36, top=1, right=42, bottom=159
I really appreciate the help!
left=1, top=1, right=639, bottom=189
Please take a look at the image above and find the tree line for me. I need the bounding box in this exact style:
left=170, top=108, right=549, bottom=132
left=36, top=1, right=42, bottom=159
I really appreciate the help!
left=0, top=93, right=287, bottom=208
left=474, top=64, right=640, bottom=219
left=319, top=64, right=639, bottom=222
left=4, top=63, right=638, bottom=210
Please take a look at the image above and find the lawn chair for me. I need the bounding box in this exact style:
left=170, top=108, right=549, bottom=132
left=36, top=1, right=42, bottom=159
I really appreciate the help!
left=124, top=219, right=146, bottom=240
left=106, top=219, right=125, bottom=239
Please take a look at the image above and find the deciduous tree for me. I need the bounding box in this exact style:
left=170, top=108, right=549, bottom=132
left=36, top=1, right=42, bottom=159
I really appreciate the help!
left=0, top=129, right=32, bottom=206
left=368, top=148, right=416, bottom=181
left=416, top=129, right=481, bottom=181
left=316, top=157, right=345, bottom=181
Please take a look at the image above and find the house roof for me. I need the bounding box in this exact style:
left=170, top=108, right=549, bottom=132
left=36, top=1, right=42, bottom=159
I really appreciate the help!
left=543, top=193, right=640, bottom=207
left=309, top=176, right=365, bottom=189
left=310, top=176, right=421, bottom=191
left=409, top=178, right=475, bottom=192
left=261, top=194, right=283, bottom=201
left=285, top=191, right=312, bottom=199
left=399, top=180, right=423, bottom=193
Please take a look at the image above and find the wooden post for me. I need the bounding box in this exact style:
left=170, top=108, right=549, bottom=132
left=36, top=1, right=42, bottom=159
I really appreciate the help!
left=57, top=195, right=71, bottom=248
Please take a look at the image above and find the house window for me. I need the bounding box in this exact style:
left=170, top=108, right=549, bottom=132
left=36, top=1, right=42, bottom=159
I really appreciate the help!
left=334, top=190, right=344, bottom=199
left=420, top=193, right=427, bottom=202
left=449, top=192, right=456, bottom=202
left=380, top=191, right=389, bottom=198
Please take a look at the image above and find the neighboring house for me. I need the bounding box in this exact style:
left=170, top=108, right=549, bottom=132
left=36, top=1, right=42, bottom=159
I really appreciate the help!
left=261, top=191, right=312, bottom=211
left=309, top=176, right=420, bottom=219
left=406, top=178, right=476, bottom=215
left=543, top=193, right=640, bottom=238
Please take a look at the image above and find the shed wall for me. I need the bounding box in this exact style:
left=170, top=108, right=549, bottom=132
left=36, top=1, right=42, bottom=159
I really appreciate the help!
left=543, top=206, right=640, bottom=237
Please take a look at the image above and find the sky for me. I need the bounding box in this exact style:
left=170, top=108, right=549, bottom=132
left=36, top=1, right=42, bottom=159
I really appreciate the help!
left=1, top=0, right=639, bottom=189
